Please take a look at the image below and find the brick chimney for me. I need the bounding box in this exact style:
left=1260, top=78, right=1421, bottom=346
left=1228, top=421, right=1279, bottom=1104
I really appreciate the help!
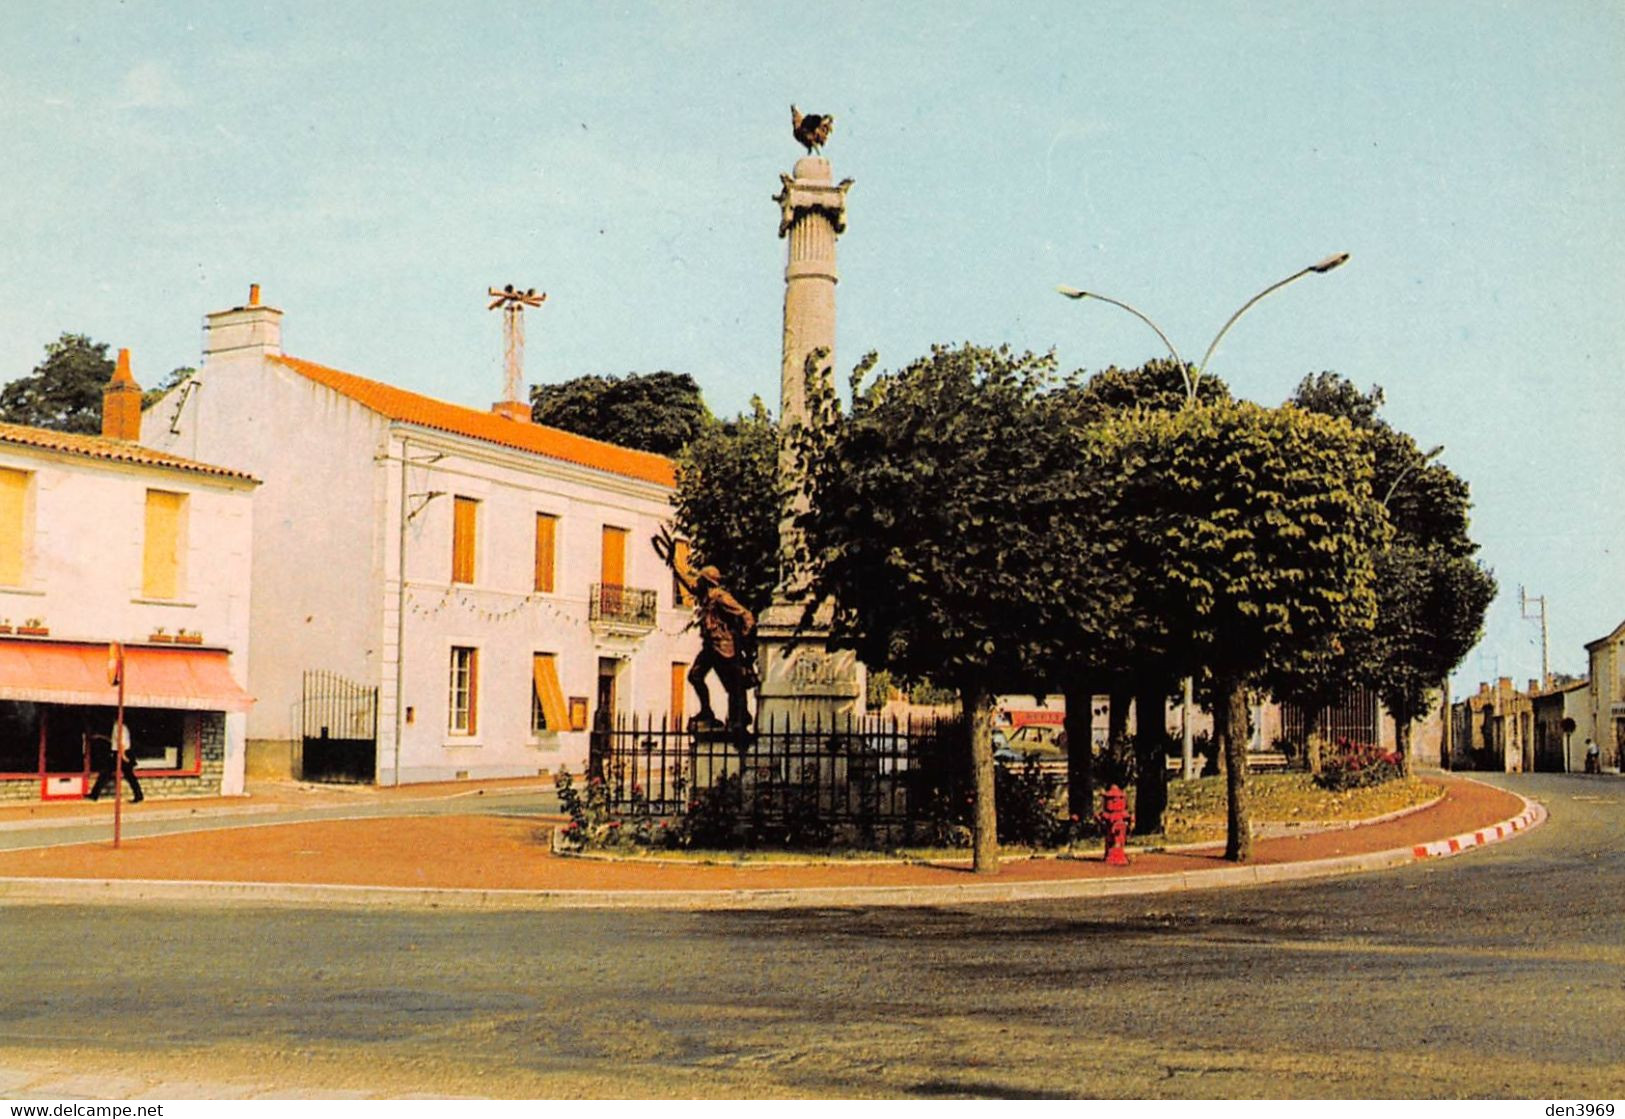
left=101, top=348, right=143, bottom=441
left=491, top=400, right=532, bottom=423
left=204, top=283, right=283, bottom=360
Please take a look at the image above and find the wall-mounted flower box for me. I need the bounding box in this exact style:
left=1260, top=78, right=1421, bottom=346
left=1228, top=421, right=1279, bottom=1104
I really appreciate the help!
left=149, top=631, right=174, bottom=644
left=0, top=623, right=12, bottom=635
left=176, top=632, right=203, bottom=645
left=17, top=625, right=49, bottom=637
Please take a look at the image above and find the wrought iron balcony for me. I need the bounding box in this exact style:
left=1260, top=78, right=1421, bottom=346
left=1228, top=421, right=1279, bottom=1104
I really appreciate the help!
left=589, top=583, right=658, bottom=634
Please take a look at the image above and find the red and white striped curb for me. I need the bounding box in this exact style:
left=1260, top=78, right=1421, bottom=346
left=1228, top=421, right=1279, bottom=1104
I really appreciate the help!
left=1411, top=794, right=1545, bottom=859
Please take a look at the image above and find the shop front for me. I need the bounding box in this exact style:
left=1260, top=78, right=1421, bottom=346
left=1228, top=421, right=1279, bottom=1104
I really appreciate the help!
left=0, top=640, right=252, bottom=802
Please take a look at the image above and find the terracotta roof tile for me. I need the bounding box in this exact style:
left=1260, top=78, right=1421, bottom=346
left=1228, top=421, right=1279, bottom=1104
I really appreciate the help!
left=0, top=421, right=258, bottom=482
left=273, top=355, right=676, bottom=488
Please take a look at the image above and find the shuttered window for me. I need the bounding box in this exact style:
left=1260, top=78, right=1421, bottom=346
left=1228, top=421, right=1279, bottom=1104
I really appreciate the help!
left=531, top=653, right=568, bottom=733
left=672, top=539, right=695, bottom=607
left=671, top=662, right=689, bottom=724
left=452, top=496, right=478, bottom=584
left=142, top=490, right=186, bottom=600
left=449, top=646, right=478, bottom=735
left=600, top=525, right=627, bottom=588
left=534, top=513, right=557, bottom=593
left=0, top=468, right=28, bottom=586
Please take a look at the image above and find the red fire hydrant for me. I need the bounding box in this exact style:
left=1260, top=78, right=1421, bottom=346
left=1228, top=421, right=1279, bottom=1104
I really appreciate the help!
left=1096, top=784, right=1133, bottom=866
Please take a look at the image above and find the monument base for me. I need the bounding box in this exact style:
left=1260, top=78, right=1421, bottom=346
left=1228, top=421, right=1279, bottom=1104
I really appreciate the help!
left=754, top=599, right=865, bottom=729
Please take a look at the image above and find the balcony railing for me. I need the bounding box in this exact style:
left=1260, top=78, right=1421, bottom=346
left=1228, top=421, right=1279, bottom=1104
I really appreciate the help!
left=589, top=583, right=658, bottom=633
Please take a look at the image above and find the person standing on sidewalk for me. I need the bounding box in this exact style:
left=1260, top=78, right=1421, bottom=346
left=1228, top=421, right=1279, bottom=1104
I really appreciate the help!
left=87, top=728, right=143, bottom=803
left=1585, top=737, right=1600, bottom=774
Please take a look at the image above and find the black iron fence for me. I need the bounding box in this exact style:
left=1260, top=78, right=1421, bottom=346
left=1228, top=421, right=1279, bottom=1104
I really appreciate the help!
left=589, top=583, right=659, bottom=629
left=590, top=712, right=966, bottom=833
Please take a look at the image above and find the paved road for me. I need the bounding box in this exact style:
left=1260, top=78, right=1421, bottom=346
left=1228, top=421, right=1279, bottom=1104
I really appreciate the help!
left=1, top=773, right=1619, bottom=1099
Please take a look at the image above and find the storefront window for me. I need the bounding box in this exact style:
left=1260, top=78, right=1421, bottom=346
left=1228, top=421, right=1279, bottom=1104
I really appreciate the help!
left=0, top=702, right=197, bottom=776
left=0, top=702, right=41, bottom=774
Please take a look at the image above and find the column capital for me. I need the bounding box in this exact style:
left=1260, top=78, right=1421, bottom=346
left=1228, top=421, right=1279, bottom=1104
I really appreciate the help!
left=775, top=169, right=853, bottom=238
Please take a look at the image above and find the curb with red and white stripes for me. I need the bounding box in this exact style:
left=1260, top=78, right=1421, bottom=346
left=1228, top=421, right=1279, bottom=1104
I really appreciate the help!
left=1410, top=790, right=1545, bottom=860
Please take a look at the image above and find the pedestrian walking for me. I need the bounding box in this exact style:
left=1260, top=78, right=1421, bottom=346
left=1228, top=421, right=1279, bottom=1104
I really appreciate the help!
left=1584, top=737, right=1600, bottom=775
left=87, top=729, right=143, bottom=803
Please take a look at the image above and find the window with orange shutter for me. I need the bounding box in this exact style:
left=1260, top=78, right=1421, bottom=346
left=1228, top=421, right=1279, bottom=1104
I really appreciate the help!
left=534, top=513, right=557, bottom=593
left=452, top=496, right=478, bottom=584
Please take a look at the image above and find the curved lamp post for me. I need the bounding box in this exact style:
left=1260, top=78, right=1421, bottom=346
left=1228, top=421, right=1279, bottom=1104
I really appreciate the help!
left=1057, top=253, right=1351, bottom=779
left=1057, top=251, right=1350, bottom=406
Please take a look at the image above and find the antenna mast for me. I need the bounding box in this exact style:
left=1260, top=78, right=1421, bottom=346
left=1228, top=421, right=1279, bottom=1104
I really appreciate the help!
left=487, top=284, right=547, bottom=410
left=1519, top=585, right=1550, bottom=691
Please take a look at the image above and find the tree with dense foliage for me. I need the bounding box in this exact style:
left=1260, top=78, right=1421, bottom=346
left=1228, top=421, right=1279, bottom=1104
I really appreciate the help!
left=529, top=371, right=713, bottom=456
left=1087, top=401, right=1389, bottom=860
left=143, top=365, right=196, bottom=409
left=1046, top=359, right=1232, bottom=830
left=674, top=397, right=782, bottom=617
left=1289, top=372, right=1496, bottom=772
left=1, top=333, right=115, bottom=433
left=794, top=344, right=1093, bottom=874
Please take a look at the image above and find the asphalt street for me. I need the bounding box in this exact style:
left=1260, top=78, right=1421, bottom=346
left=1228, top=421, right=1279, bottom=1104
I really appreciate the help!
left=0, top=773, right=1619, bottom=1099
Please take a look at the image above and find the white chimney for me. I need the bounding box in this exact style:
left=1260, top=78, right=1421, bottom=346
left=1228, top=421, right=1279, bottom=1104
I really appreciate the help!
left=204, top=283, right=283, bottom=359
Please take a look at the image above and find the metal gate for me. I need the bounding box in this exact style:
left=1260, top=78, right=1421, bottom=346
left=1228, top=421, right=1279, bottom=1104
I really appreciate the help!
left=301, top=670, right=378, bottom=783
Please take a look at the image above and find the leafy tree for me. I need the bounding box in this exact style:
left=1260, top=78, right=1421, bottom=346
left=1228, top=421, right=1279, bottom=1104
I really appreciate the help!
left=0, top=333, right=115, bottom=434
left=1088, top=401, right=1389, bottom=860
left=530, top=371, right=713, bottom=456
left=795, top=343, right=1087, bottom=874
left=674, top=397, right=782, bottom=617
left=143, top=365, right=196, bottom=409
left=1044, top=359, right=1231, bottom=830
left=1289, top=372, right=1496, bottom=772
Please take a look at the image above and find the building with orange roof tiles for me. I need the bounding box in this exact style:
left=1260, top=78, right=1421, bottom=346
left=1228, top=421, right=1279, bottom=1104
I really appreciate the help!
left=1, top=350, right=257, bottom=802
left=141, top=287, right=699, bottom=785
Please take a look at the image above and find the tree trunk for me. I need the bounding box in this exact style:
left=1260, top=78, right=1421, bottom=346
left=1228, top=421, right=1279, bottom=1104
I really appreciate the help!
left=1440, top=677, right=1452, bottom=770
left=961, top=681, right=999, bottom=875
left=1132, top=681, right=1169, bottom=835
left=1220, top=678, right=1251, bottom=863
left=1107, top=682, right=1132, bottom=784
left=1062, top=681, right=1095, bottom=824
left=1395, top=709, right=1413, bottom=776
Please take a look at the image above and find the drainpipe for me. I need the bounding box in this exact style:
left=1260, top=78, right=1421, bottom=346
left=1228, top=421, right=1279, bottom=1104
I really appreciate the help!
left=392, top=433, right=409, bottom=788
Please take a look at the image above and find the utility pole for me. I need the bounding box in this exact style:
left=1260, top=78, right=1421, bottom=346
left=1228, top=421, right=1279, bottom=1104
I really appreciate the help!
left=487, top=284, right=546, bottom=419
left=1520, top=585, right=1550, bottom=691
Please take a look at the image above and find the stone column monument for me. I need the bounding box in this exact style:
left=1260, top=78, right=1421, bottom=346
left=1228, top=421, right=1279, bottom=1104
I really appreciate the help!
left=754, top=131, right=865, bottom=729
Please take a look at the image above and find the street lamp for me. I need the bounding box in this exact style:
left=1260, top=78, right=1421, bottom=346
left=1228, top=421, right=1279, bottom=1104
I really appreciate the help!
left=1057, top=253, right=1352, bottom=779
left=1057, top=251, right=1351, bottom=405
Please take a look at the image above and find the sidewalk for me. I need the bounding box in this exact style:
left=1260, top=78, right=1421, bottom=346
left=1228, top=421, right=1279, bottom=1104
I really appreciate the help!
left=0, top=775, right=1540, bottom=910
left=0, top=774, right=556, bottom=832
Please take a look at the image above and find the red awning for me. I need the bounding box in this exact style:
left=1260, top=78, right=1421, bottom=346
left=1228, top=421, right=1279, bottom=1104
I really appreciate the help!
left=0, top=640, right=254, bottom=713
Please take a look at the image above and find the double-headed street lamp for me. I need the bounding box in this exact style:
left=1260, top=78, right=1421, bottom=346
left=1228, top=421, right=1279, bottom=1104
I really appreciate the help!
left=1057, top=251, right=1350, bottom=406
left=1057, top=252, right=1352, bottom=779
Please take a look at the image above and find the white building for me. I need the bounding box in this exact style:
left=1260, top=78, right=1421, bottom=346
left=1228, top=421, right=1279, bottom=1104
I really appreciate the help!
left=1585, top=619, right=1625, bottom=771
left=142, top=287, right=700, bottom=785
left=0, top=351, right=256, bottom=801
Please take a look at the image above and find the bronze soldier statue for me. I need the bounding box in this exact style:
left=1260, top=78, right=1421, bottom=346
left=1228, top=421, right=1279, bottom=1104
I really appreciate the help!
left=654, top=529, right=756, bottom=731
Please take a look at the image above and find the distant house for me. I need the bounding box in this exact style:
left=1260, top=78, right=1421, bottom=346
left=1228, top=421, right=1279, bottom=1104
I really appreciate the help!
left=1584, top=620, right=1625, bottom=771
left=0, top=351, right=256, bottom=801
left=1530, top=678, right=1591, bottom=773
left=142, top=288, right=699, bottom=785
left=1451, top=677, right=1535, bottom=772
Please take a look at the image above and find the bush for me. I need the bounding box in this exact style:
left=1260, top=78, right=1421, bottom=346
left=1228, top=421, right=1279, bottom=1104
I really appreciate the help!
left=994, top=757, right=1071, bottom=846
left=1314, top=738, right=1403, bottom=791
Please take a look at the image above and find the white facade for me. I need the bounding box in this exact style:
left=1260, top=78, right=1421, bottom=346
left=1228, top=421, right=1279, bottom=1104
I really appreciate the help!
left=0, top=422, right=256, bottom=796
left=142, top=289, right=700, bottom=784
left=1585, top=620, right=1625, bottom=771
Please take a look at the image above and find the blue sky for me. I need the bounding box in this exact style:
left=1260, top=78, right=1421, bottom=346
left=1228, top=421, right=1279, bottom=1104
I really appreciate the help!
left=3, top=1, right=1621, bottom=691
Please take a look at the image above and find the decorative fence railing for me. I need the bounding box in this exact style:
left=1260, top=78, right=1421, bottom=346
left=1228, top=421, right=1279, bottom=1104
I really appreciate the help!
left=588, top=583, right=659, bottom=629
left=589, top=712, right=967, bottom=835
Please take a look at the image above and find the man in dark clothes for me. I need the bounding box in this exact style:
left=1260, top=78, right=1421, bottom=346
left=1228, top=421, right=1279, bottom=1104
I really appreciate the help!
left=87, top=730, right=143, bottom=803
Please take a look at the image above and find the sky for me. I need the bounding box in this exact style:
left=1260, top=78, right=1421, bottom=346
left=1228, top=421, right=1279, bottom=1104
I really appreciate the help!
left=3, top=1, right=1621, bottom=694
